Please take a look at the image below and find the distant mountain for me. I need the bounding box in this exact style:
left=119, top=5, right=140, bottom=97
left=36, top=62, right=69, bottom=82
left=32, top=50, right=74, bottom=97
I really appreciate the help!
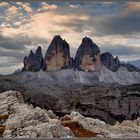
left=75, top=37, right=101, bottom=71
left=128, top=59, right=140, bottom=69
left=0, top=35, right=140, bottom=126
left=22, top=35, right=122, bottom=72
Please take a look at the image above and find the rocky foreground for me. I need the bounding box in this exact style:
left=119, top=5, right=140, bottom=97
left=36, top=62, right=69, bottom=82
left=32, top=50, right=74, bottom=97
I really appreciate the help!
left=0, top=35, right=140, bottom=137
left=0, top=72, right=140, bottom=124
left=0, top=90, right=140, bottom=138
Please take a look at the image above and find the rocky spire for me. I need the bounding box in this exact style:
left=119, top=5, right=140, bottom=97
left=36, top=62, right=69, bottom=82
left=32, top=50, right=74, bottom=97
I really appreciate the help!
left=43, top=35, right=70, bottom=71
left=36, top=46, right=42, bottom=56
left=100, top=52, right=120, bottom=72
left=75, top=37, right=101, bottom=71
left=22, top=46, right=43, bottom=72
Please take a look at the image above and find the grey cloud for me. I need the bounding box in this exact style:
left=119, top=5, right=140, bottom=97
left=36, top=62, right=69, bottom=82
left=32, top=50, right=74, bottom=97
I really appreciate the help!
left=56, top=17, right=93, bottom=34
left=0, top=50, right=27, bottom=60
left=100, top=44, right=140, bottom=57
left=0, top=35, right=30, bottom=50
left=59, top=10, right=140, bottom=36
left=55, top=3, right=140, bottom=36
left=0, top=34, right=48, bottom=51
left=93, top=10, right=140, bottom=36
left=0, top=34, right=49, bottom=74
left=0, top=61, right=21, bottom=68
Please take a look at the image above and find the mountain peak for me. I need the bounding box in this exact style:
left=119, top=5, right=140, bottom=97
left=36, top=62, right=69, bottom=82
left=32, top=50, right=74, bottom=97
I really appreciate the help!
left=100, top=52, right=120, bottom=72
left=82, top=37, right=93, bottom=44
left=36, top=46, right=43, bottom=56
left=52, top=35, right=63, bottom=43
left=29, top=50, right=35, bottom=57
left=75, top=37, right=101, bottom=71
left=23, top=47, right=43, bottom=72
left=43, top=35, right=70, bottom=71
left=22, top=36, right=140, bottom=73
left=36, top=46, right=42, bottom=51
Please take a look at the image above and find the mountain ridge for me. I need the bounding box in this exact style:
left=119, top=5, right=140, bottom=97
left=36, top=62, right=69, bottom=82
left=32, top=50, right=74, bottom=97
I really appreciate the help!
left=22, top=35, right=140, bottom=73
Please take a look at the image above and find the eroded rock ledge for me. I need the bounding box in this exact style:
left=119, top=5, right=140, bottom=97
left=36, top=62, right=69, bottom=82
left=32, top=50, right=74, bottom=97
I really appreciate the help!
left=0, top=90, right=140, bottom=138
left=0, top=90, right=73, bottom=138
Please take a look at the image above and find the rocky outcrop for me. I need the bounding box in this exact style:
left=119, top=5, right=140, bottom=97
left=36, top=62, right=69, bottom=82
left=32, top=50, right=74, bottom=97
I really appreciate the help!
left=43, top=35, right=70, bottom=71
left=22, top=35, right=140, bottom=73
left=61, top=112, right=140, bottom=138
left=23, top=46, right=43, bottom=72
left=120, top=63, right=140, bottom=72
left=100, top=52, right=120, bottom=72
left=128, top=59, right=140, bottom=69
left=75, top=37, right=101, bottom=71
left=0, top=90, right=73, bottom=138
left=1, top=90, right=140, bottom=138
left=60, top=112, right=98, bottom=137
left=19, top=82, right=140, bottom=125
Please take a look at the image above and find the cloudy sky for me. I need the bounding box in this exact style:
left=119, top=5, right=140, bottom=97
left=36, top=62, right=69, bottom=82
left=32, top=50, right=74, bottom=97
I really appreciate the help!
left=0, top=1, right=140, bottom=74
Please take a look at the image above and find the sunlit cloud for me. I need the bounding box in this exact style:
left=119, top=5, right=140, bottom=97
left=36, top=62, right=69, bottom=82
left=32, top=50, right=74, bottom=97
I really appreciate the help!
left=40, top=2, right=58, bottom=11
left=0, top=2, right=140, bottom=74
left=6, top=5, right=19, bottom=15
left=0, top=2, right=10, bottom=7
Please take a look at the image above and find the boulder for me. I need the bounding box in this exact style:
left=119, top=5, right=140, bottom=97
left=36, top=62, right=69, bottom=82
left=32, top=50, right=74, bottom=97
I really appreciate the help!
left=43, top=35, right=70, bottom=71
left=75, top=37, right=101, bottom=71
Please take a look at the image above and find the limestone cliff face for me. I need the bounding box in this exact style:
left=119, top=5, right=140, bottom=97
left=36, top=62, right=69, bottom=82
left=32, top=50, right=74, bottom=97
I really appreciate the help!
left=22, top=35, right=140, bottom=73
left=23, top=46, right=43, bottom=72
left=75, top=37, right=101, bottom=71
left=43, top=35, right=70, bottom=71
left=100, top=52, right=120, bottom=72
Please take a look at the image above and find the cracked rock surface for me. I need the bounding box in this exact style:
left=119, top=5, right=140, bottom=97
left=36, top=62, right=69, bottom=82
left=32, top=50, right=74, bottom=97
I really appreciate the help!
left=0, top=90, right=140, bottom=138
left=0, top=90, right=73, bottom=138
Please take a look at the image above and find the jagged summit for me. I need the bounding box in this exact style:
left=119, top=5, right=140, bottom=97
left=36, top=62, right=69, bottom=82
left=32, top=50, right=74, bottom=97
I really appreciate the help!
left=51, top=35, right=63, bottom=43
left=75, top=36, right=101, bottom=71
left=43, top=35, right=70, bottom=71
left=22, top=35, right=140, bottom=73
left=36, top=46, right=42, bottom=56
left=82, top=36, right=93, bottom=43
left=81, top=37, right=100, bottom=53
left=100, top=52, right=120, bottom=72
left=30, top=50, right=34, bottom=55
left=22, top=47, right=43, bottom=72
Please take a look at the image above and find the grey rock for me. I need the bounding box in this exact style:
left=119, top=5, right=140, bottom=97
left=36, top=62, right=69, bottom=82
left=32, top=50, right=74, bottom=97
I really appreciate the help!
left=35, top=46, right=44, bottom=69
left=23, top=46, right=43, bottom=72
left=120, top=63, right=140, bottom=72
left=43, top=35, right=70, bottom=71
left=128, top=59, right=140, bottom=69
left=0, top=71, right=140, bottom=125
left=0, top=90, right=73, bottom=138
left=20, top=81, right=140, bottom=125
left=61, top=111, right=140, bottom=138
left=101, top=52, right=120, bottom=72
left=75, top=37, right=101, bottom=71
left=69, top=58, right=75, bottom=69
